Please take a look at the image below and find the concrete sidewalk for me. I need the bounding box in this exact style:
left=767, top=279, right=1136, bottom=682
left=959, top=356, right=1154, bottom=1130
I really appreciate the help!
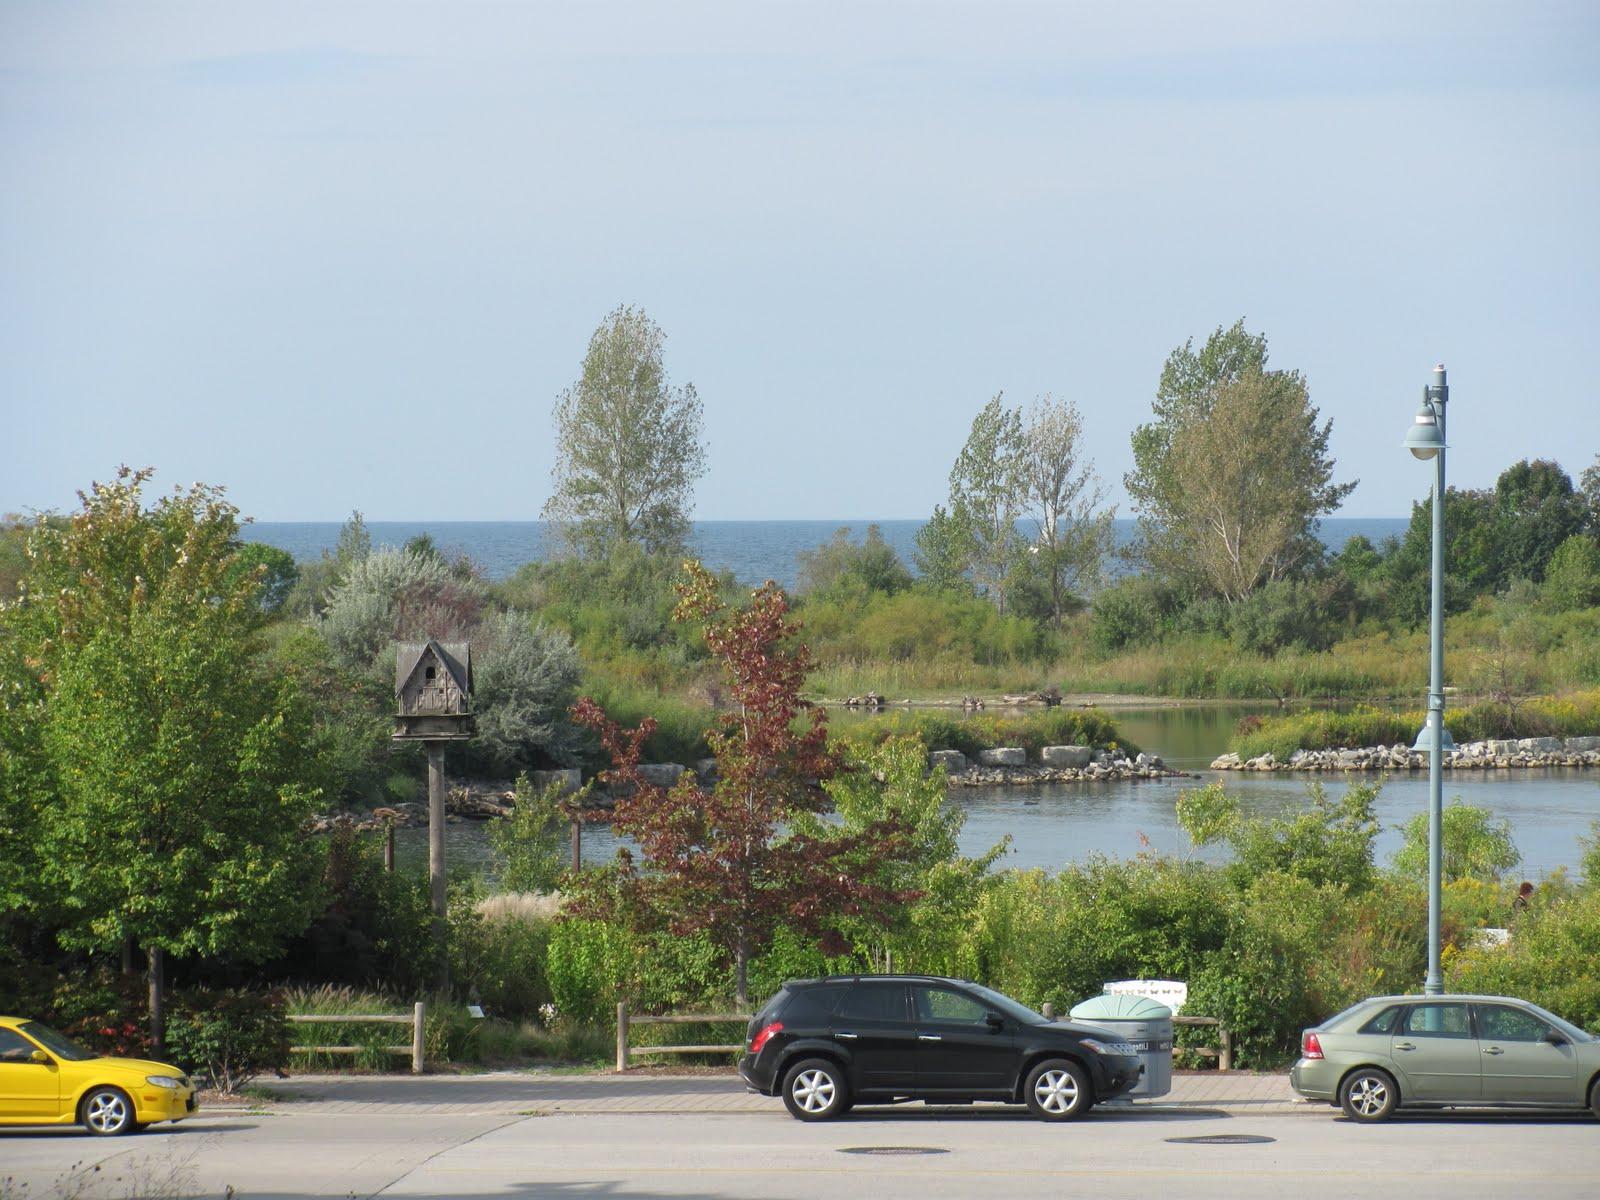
left=247, top=1070, right=1311, bottom=1116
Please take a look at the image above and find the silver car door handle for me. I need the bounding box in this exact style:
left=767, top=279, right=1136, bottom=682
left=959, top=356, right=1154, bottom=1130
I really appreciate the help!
left=918, top=1034, right=942, bottom=1042
left=835, top=1032, right=858, bottom=1040
left=1394, top=1042, right=1416, bottom=1051
left=1482, top=1046, right=1504, bottom=1055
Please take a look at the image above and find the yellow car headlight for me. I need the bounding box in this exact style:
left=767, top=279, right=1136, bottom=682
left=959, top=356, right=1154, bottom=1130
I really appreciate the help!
left=145, top=1075, right=182, bottom=1089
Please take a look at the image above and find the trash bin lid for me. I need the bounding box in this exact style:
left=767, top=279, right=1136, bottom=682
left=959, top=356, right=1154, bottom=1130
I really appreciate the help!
left=1069, top=993, right=1172, bottom=1021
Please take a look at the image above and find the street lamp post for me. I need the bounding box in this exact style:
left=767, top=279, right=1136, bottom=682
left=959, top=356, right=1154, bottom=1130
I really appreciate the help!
left=1403, top=364, right=1453, bottom=996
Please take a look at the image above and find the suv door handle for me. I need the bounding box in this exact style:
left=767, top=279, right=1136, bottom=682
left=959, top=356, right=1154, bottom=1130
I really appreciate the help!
left=918, top=1035, right=942, bottom=1042
left=1394, top=1042, right=1416, bottom=1051
left=1482, top=1046, right=1504, bottom=1055
left=835, top=1032, right=858, bottom=1040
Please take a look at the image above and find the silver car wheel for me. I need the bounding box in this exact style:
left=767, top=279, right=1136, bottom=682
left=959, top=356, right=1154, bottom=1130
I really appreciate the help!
left=792, top=1069, right=836, bottom=1114
left=1034, top=1069, right=1080, bottom=1114
left=1349, top=1076, right=1388, bottom=1117
left=85, top=1090, right=130, bottom=1134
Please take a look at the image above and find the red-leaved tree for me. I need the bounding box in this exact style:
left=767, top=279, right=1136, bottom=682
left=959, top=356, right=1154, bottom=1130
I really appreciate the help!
left=572, top=561, right=912, bottom=1007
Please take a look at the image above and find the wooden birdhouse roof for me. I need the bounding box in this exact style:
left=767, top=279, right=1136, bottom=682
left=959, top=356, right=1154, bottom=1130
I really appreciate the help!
left=395, top=640, right=472, bottom=698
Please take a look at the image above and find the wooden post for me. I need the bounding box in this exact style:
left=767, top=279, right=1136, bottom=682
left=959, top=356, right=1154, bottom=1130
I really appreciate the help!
left=1219, top=1025, right=1233, bottom=1072
left=1041, top=1002, right=1055, bottom=1020
left=383, top=824, right=395, bottom=872
left=616, top=1001, right=629, bottom=1073
left=427, top=744, right=448, bottom=991
left=412, top=1001, right=426, bottom=1075
left=571, top=818, right=582, bottom=875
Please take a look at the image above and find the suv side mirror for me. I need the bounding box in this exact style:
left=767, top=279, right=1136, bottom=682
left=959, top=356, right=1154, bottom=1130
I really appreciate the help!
left=985, top=1012, right=1004, bottom=1032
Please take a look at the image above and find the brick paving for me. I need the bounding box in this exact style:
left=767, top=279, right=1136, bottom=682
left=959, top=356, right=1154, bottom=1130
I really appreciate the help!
left=248, top=1070, right=1311, bottom=1117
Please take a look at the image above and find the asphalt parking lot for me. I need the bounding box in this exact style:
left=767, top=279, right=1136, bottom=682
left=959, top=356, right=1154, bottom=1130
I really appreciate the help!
left=3, top=1076, right=1597, bottom=1199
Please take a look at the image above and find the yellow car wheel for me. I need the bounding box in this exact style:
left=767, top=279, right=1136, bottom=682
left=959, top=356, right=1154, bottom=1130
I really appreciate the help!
left=80, top=1086, right=136, bottom=1136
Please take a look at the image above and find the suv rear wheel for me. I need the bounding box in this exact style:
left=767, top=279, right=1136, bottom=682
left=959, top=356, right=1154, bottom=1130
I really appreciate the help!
left=1024, top=1059, right=1092, bottom=1121
left=1340, top=1067, right=1398, bottom=1122
left=782, top=1058, right=849, bottom=1122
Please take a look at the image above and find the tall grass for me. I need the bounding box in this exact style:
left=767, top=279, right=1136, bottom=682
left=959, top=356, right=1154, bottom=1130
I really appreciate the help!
left=1233, top=690, right=1600, bottom=759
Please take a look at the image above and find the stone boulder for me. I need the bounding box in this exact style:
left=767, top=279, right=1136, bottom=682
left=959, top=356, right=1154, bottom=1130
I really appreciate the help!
left=1564, top=736, right=1600, bottom=753
left=636, top=763, right=687, bottom=788
left=527, top=767, right=583, bottom=795
left=977, top=747, right=1027, bottom=768
left=928, top=749, right=969, bottom=775
left=1040, top=745, right=1092, bottom=768
left=1518, top=737, right=1563, bottom=754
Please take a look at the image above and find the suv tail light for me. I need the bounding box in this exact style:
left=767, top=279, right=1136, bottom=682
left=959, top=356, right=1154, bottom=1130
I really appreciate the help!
left=1301, top=1031, right=1324, bottom=1060
left=750, top=1021, right=784, bottom=1054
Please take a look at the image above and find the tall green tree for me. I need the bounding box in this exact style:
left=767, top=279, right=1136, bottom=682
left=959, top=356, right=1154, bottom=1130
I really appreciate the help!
left=544, top=305, right=706, bottom=558
left=1493, top=459, right=1587, bottom=584
left=1017, top=394, right=1116, bottom=626
left=1127, top=321, right=1354, bottom=601
left=2, top=468, right=322, bottom=1049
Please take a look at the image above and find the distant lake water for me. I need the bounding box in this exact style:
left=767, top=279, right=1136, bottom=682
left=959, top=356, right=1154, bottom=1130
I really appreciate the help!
left=244, top=517, right=1409, bottom=589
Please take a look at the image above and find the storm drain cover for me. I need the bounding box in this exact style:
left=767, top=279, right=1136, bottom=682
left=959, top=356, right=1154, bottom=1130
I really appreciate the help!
left=839, top=1147, right=950, bottom=1156
left=1164, top=1134, right=1276, bottom=1146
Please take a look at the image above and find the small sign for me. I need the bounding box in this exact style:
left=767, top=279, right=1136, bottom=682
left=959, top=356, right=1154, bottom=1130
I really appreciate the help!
left=466, top=1005, right=485, bottom=1019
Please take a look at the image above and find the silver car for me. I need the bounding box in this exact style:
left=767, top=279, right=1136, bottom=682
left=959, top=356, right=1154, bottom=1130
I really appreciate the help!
left=1290, top=994, right=1600, bottom=1121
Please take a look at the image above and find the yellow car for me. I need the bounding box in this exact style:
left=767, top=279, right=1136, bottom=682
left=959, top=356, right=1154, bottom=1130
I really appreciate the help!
left=0, top=1015, right=197, bottom=1135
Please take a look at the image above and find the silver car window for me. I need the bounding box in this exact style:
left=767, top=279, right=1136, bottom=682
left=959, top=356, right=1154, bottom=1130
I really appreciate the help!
left=1400, top=1003, right=1471, bottom=1038
left=1476, top=1005, right=1550, bottom=1043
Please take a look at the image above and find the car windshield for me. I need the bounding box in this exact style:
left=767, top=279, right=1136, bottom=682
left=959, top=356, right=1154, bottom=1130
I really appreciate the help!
left=966, top=984, right=1048, bottom=1026
left=19, top=1022, right=97, bottom=1062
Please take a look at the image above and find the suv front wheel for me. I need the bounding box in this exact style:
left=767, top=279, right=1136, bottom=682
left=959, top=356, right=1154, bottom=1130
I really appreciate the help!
left=1024, top=1059, right=1093, bottom=1121
left=782, top=1058, right=850, bottom=1122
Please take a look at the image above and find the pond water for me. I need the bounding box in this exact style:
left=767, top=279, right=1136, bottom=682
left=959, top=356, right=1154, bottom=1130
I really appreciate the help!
left=397, top=703, right=1600, bottom=881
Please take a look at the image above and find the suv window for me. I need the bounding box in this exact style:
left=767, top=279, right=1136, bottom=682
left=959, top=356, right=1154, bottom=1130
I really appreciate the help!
left=780, top=985, right=845, bottom=1021
left=833, top=983, right=907, bottom=1023
left=1400, top=1004, right=1472, bottom=1038
left=1359, top=1006, right=1402, bottom=1035
left=912, top=986, right=992, bottom=1025
left=1476, top=1005, right=1550, bottom=1043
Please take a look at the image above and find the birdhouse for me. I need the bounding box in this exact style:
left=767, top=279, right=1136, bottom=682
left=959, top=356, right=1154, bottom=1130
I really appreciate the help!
left=394, top=640, right=474, bottom=741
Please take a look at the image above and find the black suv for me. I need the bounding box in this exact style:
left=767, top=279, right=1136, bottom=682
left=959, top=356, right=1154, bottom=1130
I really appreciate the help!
left=739, top=975, right=1142, bottom=1121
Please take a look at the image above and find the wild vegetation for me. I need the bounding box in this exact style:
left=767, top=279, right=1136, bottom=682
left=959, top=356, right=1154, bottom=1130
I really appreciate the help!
left=3, top=309, right=1598, bottom=1079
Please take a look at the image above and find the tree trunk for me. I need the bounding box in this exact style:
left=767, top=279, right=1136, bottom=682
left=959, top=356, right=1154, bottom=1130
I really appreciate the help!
left=427, top=744, right=449, bottom=993
left=734, top=931, right=749, bottom=1012
left=571, top=818, right=582, bottom=875
left=121, top=933, right=136, bottom=977
left=147, top=945, right=165, bottom=1055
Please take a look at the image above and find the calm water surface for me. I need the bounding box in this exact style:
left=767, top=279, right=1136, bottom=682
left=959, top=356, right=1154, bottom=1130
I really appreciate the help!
left=398, top=703, right=1598, bottom=881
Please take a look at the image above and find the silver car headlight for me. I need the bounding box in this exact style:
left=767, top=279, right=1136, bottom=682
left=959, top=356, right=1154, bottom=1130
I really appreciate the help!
left=145, top=1075, right=182, bottom=1089
left=1079, top=1037, right=1139, bottom=1058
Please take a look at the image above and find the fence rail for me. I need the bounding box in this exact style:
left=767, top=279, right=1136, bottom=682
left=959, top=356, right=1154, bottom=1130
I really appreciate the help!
left=616, top=1003, right=750, bottom=1071
left=288, top=1001, right=426, bottom=1074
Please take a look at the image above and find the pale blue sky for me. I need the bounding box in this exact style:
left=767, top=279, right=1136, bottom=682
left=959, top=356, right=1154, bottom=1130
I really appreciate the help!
left=3, top=1, right=1597, bottom=521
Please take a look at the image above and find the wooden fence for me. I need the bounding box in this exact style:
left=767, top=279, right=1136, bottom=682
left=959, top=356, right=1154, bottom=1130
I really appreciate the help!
left=616, top=1003, right=750, bottom=1072
left=288, top=1001, right=427, bottom=1074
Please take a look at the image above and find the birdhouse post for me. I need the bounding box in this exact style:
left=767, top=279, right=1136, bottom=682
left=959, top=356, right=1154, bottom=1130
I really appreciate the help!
left=394, top=640, right=474, bottom=991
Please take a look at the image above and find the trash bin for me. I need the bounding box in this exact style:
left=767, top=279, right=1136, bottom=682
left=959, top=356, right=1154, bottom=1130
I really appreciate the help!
left=1069, top=992, right=1173, bottom=1100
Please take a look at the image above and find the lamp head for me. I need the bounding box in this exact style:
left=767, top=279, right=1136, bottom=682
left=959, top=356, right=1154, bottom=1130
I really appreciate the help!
left=1412, top=723, right=1456, bottom=753
left=1403, top=396, right=1445, bottom=460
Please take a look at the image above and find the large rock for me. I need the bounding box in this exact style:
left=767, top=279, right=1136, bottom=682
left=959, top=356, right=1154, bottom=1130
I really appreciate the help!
left=977, top=747, right=1027, bottom=768
left=1564, top=736, right=1600, bottom=753
left=692, top=757, right=720, bottom=780
left=1041, top=745, right=1092, bottom=768
left=527, top=768, right=582, bottom=795
left=636, top=763, right=687, bottom=787
left=928, top=749, right=969, bottom=775
left=1518, top=737, right=1563, bottom=754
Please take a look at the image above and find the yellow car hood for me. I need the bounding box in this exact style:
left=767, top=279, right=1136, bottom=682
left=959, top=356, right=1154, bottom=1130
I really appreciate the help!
left=89, top=1056, right=186, bottom=1079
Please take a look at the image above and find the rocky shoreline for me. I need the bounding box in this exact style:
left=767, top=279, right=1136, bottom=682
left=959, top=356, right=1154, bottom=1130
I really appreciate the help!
left=310, top=744, right=1189, bottom=831
left=1211, top=735, right=1600, bottom=773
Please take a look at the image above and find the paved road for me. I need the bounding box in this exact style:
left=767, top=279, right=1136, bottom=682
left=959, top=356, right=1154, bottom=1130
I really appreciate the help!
left=3, top=1077, right=1597, bottom=1199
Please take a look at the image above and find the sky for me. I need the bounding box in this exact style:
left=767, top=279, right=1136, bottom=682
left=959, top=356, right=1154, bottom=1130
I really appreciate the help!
left=3, top=1, right=1597, bottom=522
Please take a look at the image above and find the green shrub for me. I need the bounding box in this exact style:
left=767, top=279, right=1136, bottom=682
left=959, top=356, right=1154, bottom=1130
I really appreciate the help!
left=1090, top=576, right=1177, bottom=651
left=1392, top=803, right=1522, bottom=883
left=165, top=988, right=290, bottom=1093
left=1449, top=885, right=1600, bottom=1032
left=833, top=707, right=1130, bottom=759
